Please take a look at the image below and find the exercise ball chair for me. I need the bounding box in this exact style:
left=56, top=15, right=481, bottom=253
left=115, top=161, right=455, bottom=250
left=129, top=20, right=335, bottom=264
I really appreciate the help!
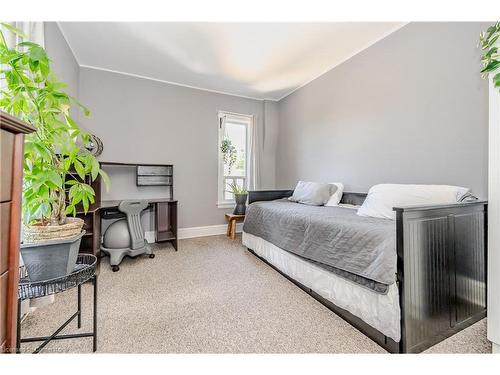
left=100, top=200, right=154, bottom=272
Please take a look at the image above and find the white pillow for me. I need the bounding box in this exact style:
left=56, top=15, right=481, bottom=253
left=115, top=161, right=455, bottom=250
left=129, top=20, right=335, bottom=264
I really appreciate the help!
left=357, top=184, right=471, bottom=220
left=325, top=182, right=344, bottom=206
left=289, top=181, right=332, bottom=206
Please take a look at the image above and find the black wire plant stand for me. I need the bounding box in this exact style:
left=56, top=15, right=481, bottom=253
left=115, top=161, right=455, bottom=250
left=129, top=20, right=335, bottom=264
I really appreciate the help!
left=16, top=254, right=98, bottom=353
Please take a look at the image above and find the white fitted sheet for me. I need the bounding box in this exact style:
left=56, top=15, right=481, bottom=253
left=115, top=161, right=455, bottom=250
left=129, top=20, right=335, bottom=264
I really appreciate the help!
left=242, top=231, right=401, bottom=341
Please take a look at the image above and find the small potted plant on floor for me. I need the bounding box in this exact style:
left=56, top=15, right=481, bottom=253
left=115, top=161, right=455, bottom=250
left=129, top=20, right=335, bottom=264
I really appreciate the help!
left=227, top=181, right=248, bottom=215
left=0, top=24, right=109, bottom=281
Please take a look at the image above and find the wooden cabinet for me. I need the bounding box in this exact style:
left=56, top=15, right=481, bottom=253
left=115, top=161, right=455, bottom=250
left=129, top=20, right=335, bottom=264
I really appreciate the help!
left=1, top=203, right=11, bottom=274
left=0, top=111, right=35, bottom=353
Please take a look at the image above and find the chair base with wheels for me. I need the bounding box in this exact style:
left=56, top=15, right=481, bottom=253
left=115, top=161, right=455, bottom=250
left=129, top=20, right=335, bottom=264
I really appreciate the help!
left=100, top=200, right=155, bottom=272
left=102, top=242, right=155, bottom=272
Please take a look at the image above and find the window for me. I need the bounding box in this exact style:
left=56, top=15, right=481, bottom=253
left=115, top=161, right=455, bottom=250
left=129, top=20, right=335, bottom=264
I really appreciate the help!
left=217, top=111, right=253, bottom=208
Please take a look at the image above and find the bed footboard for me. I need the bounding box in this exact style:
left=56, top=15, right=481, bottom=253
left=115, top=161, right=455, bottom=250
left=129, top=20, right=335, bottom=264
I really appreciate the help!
left=394, top=201, right=488, bottom=353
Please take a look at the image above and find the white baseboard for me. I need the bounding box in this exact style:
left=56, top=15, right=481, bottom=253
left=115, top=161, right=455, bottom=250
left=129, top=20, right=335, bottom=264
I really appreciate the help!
left=178, top=223, right=243, bottom=239
left=146, top=223, right=243, bottom=242
left=493, top=342, right=500, bottom=354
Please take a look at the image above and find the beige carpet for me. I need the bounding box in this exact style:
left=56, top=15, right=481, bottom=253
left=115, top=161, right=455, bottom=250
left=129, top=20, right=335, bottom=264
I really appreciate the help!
left=19, top=235, right=491, bottom=353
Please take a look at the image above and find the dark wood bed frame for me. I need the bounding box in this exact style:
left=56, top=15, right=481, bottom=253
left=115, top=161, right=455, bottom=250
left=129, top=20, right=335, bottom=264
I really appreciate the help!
left=245, top=190, right=487, bottom=353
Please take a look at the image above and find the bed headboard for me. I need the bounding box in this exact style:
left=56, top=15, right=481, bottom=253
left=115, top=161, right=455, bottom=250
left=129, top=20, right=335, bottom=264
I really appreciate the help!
left=340, top=192, right=367, bottom=206
left=248, top=190, right=367, bottom=206
left=248, top=190, right=293, bottom=205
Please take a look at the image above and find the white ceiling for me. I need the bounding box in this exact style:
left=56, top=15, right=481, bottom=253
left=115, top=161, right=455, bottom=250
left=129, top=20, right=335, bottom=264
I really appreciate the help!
left=58, top=22, right=405, bottom=101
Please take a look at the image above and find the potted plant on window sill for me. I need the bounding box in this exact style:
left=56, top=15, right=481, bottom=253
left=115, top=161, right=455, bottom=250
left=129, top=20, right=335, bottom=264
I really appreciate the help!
left=0, top=24, right=109, bottom=281
left=227, top=181, right=248, bottom=215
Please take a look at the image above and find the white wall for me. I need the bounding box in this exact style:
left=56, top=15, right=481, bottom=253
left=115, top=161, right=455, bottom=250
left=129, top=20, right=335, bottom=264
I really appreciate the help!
left=488, top=75, right=500, bottom=353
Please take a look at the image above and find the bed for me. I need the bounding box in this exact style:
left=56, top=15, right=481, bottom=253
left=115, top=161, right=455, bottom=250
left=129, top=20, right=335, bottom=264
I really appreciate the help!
left=242, top=190, right=487, bottom=353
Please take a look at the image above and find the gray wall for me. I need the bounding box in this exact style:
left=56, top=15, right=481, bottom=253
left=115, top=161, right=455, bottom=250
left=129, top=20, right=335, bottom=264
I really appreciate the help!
left=44, top=21, right=490, bottom=230
left=78, top=67, right=277, bottom=228
left=260, top=100, right=279, bottom=189
left=44, top=23, right=79, bottom=109
left=276, top=22, right=489, bottom=198
left=43, top=22, right=280, bottom=230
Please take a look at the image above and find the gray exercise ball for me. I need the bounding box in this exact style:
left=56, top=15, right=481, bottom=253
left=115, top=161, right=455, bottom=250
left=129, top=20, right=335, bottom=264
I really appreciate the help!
left=103, top=219, right=130, bottom=249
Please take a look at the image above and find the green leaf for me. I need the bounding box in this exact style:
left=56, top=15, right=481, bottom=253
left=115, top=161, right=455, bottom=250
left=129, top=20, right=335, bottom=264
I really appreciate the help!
left=47, top=171, right=62, bottom=188
left=481, top=60, right=500, bottom=73
left=99, top=169, right=111, bottom=191
left=81, top=183, right=95, bottom=195
left=68, top=184, right=78, bottom=199
left=485, top=47, right=498, bottom=58
left=90, top=157, right=100, bottom=180
left=74, top=159, right=85, bottom=180
left=72, top=191, right=83, bottom=205
left=65, top=179, right=78, bottom=186
left=70, top=96, right=91, bottom=117
left=487, top=34, right=500, bottom=49
left=17, top=41, right=39, bottom=48
left=81, top=132, right=90, bottom=144
left=0, top=23, right=28, bottom=39
left=31, top=180, right=43, bottom=193
left=82, top=196, right=89, bottom=213
left=494, top=72, right=500, bottom=88
left=28, top=45, right=46, bottom=62
left=63, top=155, right=72, bottom=171
left=39, top=59, right=49, bottom=78
left=65, top=115, right=79, bottom=129
left=65, top=204, right=76, bottom=217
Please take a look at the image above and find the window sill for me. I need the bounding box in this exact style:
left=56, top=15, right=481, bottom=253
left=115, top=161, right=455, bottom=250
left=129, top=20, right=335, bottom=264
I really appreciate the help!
left=217, top=202, right=236, bottom=209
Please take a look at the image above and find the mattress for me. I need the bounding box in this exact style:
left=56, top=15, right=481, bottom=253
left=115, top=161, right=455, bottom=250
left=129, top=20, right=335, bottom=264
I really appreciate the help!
left=243, top=199, right=396, bottom=293
left=242, top=231, right=401, bottom=342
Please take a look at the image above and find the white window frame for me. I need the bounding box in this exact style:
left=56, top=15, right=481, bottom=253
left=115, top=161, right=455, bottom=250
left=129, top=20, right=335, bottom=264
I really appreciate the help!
left=217, top=110, right=253, bottom=208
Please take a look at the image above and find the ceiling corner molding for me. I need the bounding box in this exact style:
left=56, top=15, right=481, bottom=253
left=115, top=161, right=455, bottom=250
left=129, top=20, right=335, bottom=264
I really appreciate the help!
left=54, top=21, right=82, bottom=66
left=276, top=22, right=408, bottom=101
left=79, top=64, right=275, bottom=102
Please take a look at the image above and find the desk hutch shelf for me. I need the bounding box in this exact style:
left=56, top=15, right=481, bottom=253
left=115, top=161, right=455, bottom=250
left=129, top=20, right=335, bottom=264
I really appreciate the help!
left=71, top=162, right=178, bottom=258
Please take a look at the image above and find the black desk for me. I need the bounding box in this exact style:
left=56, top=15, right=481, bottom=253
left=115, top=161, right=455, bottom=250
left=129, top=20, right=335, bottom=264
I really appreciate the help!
left=76, top=199, right=178, bottom=258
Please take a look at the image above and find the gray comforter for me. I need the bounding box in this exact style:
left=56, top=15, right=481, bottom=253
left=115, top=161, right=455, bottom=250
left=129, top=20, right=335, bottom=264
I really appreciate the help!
left=243, top=199, right=397, bottom=293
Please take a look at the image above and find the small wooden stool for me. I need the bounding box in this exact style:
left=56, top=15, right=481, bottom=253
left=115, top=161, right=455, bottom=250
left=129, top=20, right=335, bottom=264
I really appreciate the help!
left=225, top=213, right=245, bottom=240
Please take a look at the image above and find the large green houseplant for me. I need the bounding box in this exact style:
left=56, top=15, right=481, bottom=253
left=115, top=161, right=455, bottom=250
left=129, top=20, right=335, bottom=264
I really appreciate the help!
left=480, top=22, right=500, bottom=91
left=0, top=24, right=109, bottom=280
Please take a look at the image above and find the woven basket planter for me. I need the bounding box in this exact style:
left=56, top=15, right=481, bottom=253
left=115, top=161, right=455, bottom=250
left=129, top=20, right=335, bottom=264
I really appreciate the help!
left=23, top=217, right=84, bottom=244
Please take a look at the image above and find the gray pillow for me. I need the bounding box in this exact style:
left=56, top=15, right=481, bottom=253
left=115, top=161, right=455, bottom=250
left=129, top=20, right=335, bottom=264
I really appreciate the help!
left=289, top=181, right=332, bottom=206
